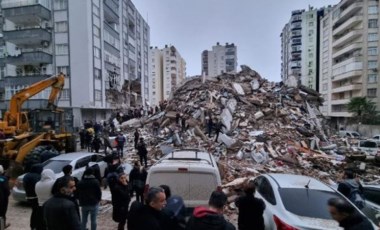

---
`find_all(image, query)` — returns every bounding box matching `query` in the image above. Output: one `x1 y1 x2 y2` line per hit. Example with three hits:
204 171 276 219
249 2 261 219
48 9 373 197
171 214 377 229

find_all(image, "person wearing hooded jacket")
338 170 365 209
35 169 56 230
111 173 131 230
186 191 235 230
23 163 43 230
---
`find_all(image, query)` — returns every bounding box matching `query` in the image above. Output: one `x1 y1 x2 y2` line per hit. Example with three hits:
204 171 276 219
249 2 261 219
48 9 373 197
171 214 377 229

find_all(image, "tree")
347 97 377 123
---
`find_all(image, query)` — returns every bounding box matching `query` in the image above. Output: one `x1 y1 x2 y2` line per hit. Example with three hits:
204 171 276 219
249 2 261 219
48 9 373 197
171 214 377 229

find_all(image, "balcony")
333 1 363 26
3 28 51 46
104 0 119 24
2 0 51 25
331 84 362 93
333 15 363 36
332 69 362 82
330 111 353 117
330 98 351 105
0 74 49 88
332 30 362 48
332 43 362 59
5 51 52 65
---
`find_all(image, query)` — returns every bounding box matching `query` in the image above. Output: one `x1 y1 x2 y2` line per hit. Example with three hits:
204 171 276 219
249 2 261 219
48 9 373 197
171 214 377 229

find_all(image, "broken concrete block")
227 99 237 114
217 133 236 147
254 111 264 120
262 108 273 115
165 111 177 118
250 79 260 90
221 108 233 131
232 83 245 95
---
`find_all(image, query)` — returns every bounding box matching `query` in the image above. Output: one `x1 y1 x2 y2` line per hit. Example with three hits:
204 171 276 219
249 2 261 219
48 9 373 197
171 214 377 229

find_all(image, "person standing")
115 133 126 158
0 165 10 229
79 127 86 149
214 120 226 142
153 121 160 136
35 169 56 230
187 191 235 230
43 176 81 230
87 154 102 184
137 138 148 167
128 187 167 230
338 170 365 209
327 198 374 230
129 161 147 203
134 129 140 149
235 181 265 230
92 135 102 153
111 173 131 230
23 164 43 230
77 168 102 230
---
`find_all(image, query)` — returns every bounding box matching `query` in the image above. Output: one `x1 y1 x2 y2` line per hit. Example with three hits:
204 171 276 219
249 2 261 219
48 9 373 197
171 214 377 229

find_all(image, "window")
368 5 378 14
363 188 380 206
42 160 71 173
56 44 68 55
75 156 91 169
61 89 70 100
368 33 378 41
309 21 314 26
94 68 101 79
55 21 67 32
57 66 70 76
368 61 378 69
255 177 276 205
93 25 100 37
368 74 378 83
0 67 5 79
93 47 101 58
369 19 378 28
368 47 378 56
95 90 102 101
368 88 377 98
53 0 67 10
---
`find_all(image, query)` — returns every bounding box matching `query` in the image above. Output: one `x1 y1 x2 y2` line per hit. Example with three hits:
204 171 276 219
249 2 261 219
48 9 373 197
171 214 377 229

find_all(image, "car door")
362 186 380 224
254 176 277 230
94 154 107 177
73 156 91 180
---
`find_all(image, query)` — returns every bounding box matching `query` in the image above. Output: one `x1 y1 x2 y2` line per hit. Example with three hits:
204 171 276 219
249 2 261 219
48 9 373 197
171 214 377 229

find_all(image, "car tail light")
273 215 299 230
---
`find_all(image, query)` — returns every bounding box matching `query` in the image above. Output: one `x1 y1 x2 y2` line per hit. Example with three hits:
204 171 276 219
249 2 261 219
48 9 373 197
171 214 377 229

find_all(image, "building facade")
281 6 331 90
149 45 186 106
320 0 380 123
0 0 150 127
202 42 237 77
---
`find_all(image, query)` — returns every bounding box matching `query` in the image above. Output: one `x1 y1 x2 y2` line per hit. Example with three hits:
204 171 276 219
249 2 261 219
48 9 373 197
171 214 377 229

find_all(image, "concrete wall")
345 124 380 137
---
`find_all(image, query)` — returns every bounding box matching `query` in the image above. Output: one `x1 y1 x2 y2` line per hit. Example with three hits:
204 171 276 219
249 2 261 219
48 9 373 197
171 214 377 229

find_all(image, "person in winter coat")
79 127 86 149
104 155 124 191
128 187 167 230
235 181 265 230
111 173 131 230
77 168 102 230
187 191 235 230
134 129 140 149
86 154 102 184
23 163 43 230
35 169 56 230
159 185 187 230
338 170 365 209
328 198 374 230
91 135 102 153
0 165 10 229
214 121 226 142
43 176 81 230
129 161 147 203
115 133 126 157
137 138 148 167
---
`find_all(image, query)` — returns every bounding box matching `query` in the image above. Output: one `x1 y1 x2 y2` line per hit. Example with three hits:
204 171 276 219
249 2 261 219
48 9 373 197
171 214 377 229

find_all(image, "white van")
145 149 222 208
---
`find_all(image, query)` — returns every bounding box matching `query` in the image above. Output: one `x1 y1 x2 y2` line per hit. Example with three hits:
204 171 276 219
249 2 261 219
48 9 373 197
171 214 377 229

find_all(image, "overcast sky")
134 0 339 82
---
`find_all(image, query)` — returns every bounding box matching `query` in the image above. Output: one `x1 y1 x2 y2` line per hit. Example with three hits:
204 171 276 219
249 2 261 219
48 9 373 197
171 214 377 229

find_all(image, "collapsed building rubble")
113 65 379 213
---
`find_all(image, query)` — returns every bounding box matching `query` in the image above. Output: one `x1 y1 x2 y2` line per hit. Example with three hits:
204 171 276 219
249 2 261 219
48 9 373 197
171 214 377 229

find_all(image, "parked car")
338 130 361 138
253 174 374 230
356 140 380 156
369 135 380 146
12 152 107 202
362 184 380 224
145 149 222 208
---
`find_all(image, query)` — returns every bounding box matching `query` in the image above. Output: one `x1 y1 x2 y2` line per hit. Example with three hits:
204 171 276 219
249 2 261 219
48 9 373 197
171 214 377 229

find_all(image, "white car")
362 184 380 224
356 140 380 156
13 152 107 202
253 174 372 230
369 135 380 146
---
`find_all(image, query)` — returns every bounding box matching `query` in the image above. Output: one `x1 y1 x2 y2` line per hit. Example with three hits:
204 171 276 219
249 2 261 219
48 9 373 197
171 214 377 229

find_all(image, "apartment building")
149 45 186 106
202 42 237 77
320 0 379 123
281 7 331 91
0 0 150 127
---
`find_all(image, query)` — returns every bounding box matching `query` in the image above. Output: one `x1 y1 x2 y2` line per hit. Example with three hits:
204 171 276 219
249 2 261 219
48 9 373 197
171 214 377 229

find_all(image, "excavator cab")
28 109 63 133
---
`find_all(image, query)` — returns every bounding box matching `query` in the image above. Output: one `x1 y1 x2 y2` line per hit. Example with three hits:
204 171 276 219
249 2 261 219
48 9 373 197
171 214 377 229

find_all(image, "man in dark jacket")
187 191 235 230
115 133 126 157
235 181 265 230
338 170 365 209
129 161 147 203
77 168 102 230
128 187 167 230
214 121 226 142
87 154 102 184
327 198 374 230
137 138 148 167
134 129 140 149
23 163 43 230
0 165 10 229
43 176 81 230
111 173 131 230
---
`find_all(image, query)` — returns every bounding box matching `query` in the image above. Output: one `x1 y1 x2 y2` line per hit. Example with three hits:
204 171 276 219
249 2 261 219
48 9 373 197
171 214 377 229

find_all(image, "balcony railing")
1 0 50 9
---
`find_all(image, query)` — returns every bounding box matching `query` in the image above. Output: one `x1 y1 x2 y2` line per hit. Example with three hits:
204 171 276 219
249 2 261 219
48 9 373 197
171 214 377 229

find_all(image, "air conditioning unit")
41 41 49 47
45 21 53 29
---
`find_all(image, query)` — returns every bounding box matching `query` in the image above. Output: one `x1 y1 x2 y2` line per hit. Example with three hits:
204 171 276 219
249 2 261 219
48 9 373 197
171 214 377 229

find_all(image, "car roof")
49 152 95 161
156 149 215 166
266 174 333 191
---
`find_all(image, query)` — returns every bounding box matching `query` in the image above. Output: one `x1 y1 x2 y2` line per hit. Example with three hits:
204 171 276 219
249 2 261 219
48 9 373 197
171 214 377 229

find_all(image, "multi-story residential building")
149 45 186 106
201 42 237 77
0 0 150 127
320 0 379 124
281 6 331 90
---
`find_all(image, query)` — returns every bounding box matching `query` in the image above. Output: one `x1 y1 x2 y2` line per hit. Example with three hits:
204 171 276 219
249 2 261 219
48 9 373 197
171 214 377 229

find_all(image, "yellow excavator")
0 73 76 175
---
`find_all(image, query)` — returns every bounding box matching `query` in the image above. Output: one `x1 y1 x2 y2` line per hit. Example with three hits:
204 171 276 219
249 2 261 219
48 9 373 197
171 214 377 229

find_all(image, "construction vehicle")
0 73 76 175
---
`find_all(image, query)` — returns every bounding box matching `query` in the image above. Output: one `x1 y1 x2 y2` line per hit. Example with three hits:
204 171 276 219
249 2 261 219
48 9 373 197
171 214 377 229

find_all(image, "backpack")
345 182 366 209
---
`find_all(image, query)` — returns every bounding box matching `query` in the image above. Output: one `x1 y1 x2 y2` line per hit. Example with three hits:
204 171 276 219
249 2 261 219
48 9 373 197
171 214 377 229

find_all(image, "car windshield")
43 160 71 174
279 188 348 219
352 133 360 137
359 141 377 148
